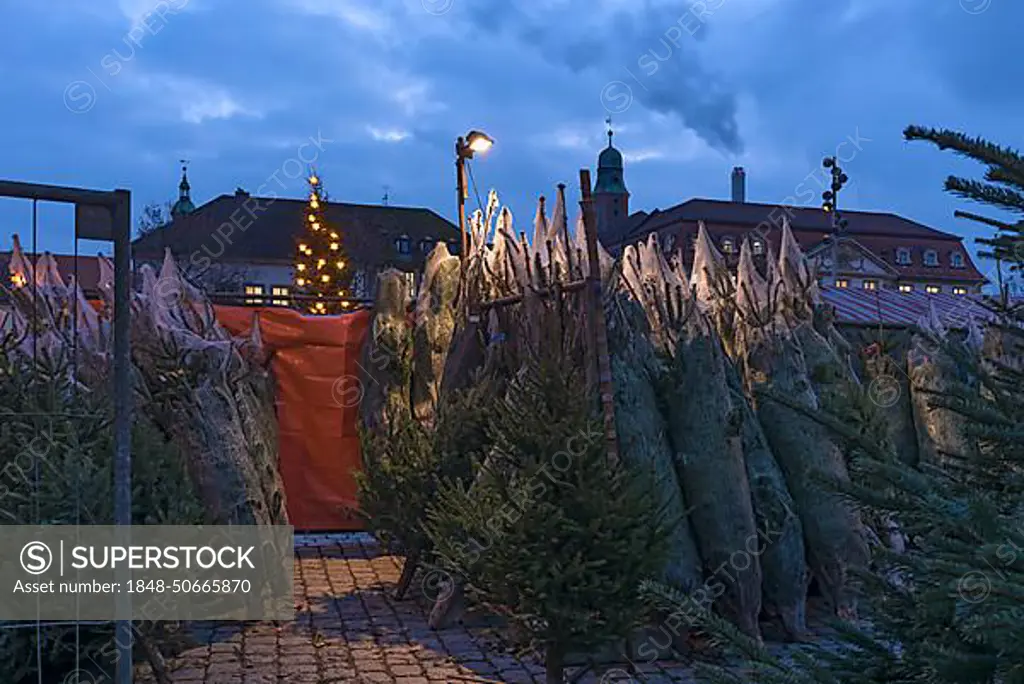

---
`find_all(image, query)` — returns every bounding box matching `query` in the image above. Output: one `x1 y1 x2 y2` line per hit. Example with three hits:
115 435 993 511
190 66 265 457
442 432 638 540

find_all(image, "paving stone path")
135 534 700 683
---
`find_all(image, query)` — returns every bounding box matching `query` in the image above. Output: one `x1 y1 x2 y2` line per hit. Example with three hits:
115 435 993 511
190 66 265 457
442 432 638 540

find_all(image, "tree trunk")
545 645 565 684
428 580 465 629
394 551 419 600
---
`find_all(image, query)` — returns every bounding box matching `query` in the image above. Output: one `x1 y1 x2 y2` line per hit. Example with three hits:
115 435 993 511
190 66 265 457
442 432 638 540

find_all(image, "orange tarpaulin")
216 305 371 531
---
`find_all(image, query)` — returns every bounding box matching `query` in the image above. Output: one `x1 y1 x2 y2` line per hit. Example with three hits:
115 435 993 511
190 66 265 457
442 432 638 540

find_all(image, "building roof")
133 192 460 271
820 285 997 327
627 198 961 240
0 251 105 295
615 198 985 284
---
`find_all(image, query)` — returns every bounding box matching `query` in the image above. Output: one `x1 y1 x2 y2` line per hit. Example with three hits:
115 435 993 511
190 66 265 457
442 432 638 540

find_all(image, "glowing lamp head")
321 274 330 283
330 242 339 250
466 130 494 154
309 175 319 185
296 278 306 286
299 243 308 252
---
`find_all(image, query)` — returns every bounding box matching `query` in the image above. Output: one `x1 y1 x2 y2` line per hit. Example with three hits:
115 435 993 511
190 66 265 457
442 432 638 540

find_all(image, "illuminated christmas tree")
293 171 350 314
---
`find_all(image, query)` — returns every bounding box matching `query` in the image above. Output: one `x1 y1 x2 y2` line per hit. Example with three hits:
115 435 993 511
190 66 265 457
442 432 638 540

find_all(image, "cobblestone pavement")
136 535 700 683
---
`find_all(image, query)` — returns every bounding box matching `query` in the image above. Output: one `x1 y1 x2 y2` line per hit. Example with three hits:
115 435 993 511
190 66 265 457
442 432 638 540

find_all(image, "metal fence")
0 180 133 684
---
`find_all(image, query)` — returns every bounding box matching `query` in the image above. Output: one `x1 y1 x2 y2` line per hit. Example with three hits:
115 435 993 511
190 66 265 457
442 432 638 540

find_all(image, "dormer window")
420 239 434 253
396 236 411 255
752 238 765 256
896 248 911 265
950 252 964 268
721 237 736 254
663 234 676 254
448 239 459 255
924 249 938 267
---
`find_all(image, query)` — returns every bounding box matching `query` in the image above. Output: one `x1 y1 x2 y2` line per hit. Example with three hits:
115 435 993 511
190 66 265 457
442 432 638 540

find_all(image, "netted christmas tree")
652 125 1024 684
293 171 351 314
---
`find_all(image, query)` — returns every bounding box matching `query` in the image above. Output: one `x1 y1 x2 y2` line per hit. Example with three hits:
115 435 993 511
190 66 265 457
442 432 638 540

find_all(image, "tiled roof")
133 193 460 271
821 285 995 327
627 199 957 239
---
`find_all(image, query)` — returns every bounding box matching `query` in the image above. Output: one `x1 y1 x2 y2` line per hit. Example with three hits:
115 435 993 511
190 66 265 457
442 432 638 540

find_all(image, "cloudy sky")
0 0 1018 279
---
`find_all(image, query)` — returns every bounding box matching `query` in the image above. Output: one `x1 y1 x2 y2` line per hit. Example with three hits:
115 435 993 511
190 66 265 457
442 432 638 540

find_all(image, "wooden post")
578 169 619 467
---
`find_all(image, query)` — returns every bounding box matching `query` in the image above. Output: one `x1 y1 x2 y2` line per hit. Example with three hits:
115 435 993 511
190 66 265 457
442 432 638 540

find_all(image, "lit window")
396 236 411 254
721 237 735 254
862 280 877 290
835 279 849 289
271 286 289 306
926 285 941 294
951 252 964 268
952 286 968 295
896 248 911 265
899 284 914 293
752 239 765 256
924 250 938 266
244 284 265 305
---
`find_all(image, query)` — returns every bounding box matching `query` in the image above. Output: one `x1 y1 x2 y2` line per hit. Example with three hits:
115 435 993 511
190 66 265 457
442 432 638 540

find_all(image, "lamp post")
455 130 494 260
821 156 849 286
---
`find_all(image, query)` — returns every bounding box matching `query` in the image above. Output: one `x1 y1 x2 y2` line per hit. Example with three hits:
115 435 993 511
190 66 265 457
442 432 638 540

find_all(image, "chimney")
235 187 249 198
731 167 746 203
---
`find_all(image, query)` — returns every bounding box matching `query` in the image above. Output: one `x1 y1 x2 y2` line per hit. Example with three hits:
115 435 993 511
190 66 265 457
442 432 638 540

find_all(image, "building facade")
595 141 986 295
132 170 460 304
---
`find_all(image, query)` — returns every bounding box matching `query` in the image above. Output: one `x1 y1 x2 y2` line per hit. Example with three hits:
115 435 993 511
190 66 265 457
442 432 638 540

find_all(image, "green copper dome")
598 144 623 169
594 130 627 195
171 196 195 217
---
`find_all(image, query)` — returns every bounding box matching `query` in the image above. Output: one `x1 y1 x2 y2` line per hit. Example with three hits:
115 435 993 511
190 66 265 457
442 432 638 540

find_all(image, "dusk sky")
0 0 1019 282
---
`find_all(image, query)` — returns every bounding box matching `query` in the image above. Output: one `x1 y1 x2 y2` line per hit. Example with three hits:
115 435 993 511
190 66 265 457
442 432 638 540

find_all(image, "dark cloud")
461 0 743 153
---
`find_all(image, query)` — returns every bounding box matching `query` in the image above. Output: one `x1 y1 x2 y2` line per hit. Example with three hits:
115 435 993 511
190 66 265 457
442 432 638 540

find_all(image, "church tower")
170 161 196 218
593 119 629 245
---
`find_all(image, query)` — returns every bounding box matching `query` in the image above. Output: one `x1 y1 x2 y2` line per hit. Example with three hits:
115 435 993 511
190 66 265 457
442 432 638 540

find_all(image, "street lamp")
822 156 849 286
455 130 494 258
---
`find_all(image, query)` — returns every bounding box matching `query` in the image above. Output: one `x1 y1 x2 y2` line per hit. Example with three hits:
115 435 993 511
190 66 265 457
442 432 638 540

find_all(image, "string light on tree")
293 170 351 314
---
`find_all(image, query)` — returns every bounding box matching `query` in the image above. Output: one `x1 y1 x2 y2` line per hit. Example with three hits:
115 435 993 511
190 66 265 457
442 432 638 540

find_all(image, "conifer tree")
648 127 1024 684
424 303 671 684
293 171 351 314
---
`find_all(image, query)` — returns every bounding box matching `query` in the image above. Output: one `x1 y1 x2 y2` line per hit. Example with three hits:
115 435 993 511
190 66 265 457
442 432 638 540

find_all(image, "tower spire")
171 159 196 218
605 115 614 147
178 159 190 198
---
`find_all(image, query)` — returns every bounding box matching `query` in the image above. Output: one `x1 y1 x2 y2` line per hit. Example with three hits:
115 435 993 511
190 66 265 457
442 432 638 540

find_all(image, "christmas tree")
653 126 1024 684
293 171 351 314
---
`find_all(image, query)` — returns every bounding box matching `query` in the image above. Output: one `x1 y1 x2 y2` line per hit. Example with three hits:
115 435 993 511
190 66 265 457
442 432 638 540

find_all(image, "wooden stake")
578 169 619 468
